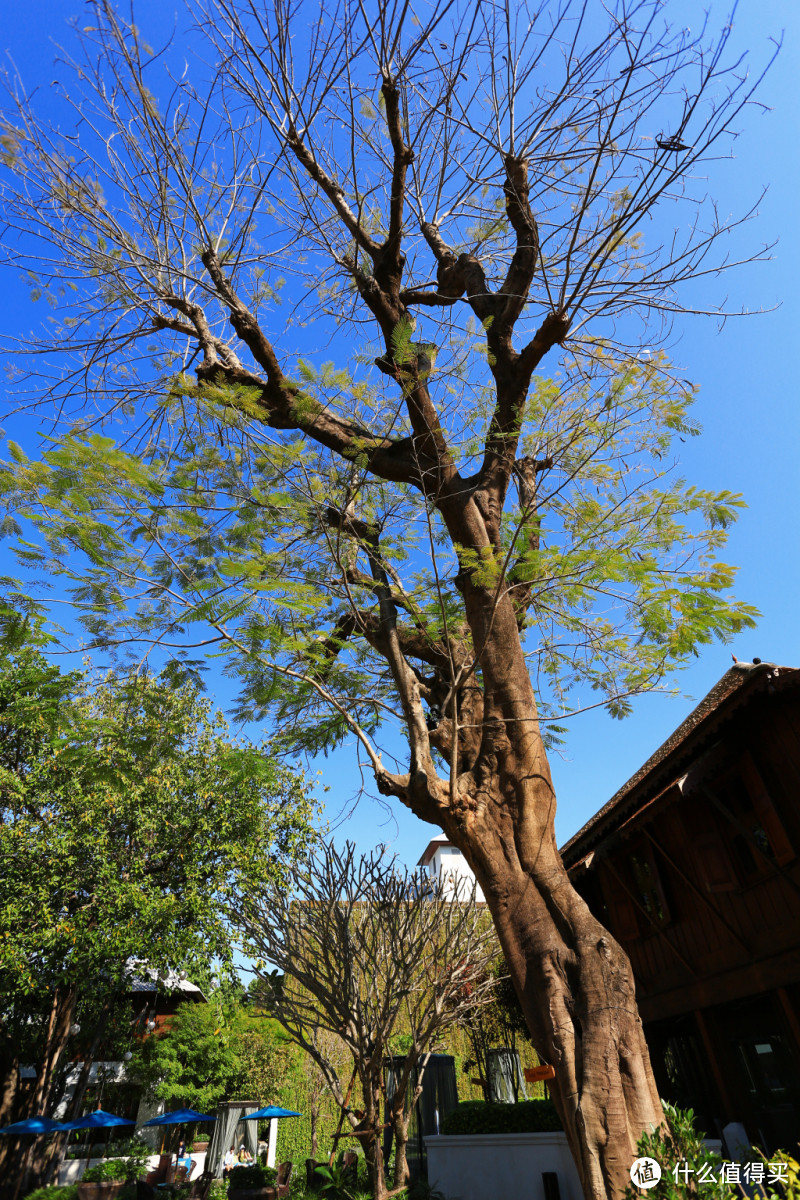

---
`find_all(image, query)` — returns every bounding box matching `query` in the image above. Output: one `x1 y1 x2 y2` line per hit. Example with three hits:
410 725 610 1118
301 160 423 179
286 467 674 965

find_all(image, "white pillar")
266 1118 277 1167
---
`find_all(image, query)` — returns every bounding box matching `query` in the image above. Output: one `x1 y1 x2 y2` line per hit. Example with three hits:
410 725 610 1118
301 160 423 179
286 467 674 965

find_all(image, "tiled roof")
124 958 204 996
560 660 797 865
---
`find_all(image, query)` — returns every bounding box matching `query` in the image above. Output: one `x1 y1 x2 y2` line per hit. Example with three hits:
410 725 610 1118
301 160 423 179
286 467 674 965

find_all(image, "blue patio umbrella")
0 1116 66 1135
142 1107 216 1127
236 1106 300 1174
60 1109 135 1130
238 1107 301 1121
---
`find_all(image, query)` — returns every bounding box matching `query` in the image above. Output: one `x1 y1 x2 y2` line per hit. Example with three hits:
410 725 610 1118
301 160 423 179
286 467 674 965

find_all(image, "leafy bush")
621 1103 800 1199
753 1150 800 1200
624 1116 723 1197
119 1137 153 1179
82 1160 129 1182
441 1099 562 1136
313 1154 359 1199
22 1188 79 1200
228 1163 273 1189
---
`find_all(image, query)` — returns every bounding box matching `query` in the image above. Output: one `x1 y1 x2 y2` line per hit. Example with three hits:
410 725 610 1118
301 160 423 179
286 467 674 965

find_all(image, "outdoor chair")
305 1159 324 1190
145 1154 173 1186
264 1160 293 1199
173 1165 189 1184
187 1171 214 1200
342 1152 358 1186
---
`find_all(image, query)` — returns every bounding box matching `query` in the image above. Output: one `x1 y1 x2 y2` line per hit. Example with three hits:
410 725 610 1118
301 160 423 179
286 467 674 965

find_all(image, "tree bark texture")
0 1050 20 1179
390 1105 410 1194
25 987 77 1184
430 584 662 1198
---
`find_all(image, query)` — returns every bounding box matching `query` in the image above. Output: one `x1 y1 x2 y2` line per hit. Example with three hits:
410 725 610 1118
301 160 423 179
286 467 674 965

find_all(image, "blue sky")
1 0 798 870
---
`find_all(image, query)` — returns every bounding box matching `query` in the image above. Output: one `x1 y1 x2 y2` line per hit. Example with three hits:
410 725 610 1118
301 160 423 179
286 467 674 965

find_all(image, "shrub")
754 1150 800 1200
23 1188 79 1200
228 1163 273 1189
620 1102 800 1200
440 1099 562 1136
118 1137 152 1179
622 1103 730 1199
82 1160 129 1182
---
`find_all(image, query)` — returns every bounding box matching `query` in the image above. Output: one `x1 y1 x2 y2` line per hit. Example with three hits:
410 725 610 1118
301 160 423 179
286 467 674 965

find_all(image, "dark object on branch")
656 134 693 152
426 704 442 731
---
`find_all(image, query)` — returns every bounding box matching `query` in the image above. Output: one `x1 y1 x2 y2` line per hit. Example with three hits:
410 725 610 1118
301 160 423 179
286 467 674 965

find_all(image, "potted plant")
77 1159 128 1200
227 1163 276 1199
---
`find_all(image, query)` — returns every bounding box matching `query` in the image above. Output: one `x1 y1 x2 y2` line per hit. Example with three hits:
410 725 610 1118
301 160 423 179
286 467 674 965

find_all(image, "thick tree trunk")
436 581 663 1200
441 769 662 1199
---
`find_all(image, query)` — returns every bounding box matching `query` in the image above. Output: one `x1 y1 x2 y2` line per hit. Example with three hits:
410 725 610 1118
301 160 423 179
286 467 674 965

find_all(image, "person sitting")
176 1139 194 1176
237 1143 254 1164
223 1146 238 1179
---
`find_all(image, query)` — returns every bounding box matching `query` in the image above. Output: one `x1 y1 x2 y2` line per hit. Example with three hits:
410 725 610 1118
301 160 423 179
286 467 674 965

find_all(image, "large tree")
0 2 771 1194
0 621 314 1181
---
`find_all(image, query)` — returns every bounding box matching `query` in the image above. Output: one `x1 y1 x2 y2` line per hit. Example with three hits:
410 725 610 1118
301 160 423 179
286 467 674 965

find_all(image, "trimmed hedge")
441 1099 562 1136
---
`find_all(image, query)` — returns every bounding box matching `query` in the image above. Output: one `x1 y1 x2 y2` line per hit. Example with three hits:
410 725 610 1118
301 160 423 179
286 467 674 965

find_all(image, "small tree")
0 624 314 1181
458 956 532 1102
231 842 498 1200
131 995 297 1117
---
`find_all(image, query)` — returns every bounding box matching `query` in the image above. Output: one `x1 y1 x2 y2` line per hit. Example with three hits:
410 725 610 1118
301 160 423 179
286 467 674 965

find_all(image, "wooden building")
561 660 800 1151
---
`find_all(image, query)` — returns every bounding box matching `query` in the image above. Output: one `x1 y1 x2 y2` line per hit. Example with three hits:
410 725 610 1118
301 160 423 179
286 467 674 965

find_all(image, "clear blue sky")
1 0 798 870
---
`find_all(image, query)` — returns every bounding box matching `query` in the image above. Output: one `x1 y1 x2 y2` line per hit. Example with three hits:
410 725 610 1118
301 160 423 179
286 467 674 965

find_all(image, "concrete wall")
425 1132 582 1200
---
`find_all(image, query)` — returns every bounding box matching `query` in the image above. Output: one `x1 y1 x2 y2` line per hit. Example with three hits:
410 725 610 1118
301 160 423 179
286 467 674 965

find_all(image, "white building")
417 834 485 902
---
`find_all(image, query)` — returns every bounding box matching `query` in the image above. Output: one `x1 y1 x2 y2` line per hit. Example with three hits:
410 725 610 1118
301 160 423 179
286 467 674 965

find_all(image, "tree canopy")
0 626 315 1136
0 0 764 768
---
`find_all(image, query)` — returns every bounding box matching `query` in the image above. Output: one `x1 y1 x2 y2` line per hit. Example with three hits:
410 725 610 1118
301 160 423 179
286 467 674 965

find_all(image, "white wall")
425 1132 581 1200
429 847 485 902
58 1153 208 1185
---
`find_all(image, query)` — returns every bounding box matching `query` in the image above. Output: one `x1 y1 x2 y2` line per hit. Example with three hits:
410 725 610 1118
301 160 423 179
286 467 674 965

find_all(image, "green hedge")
441 1099 562 1136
